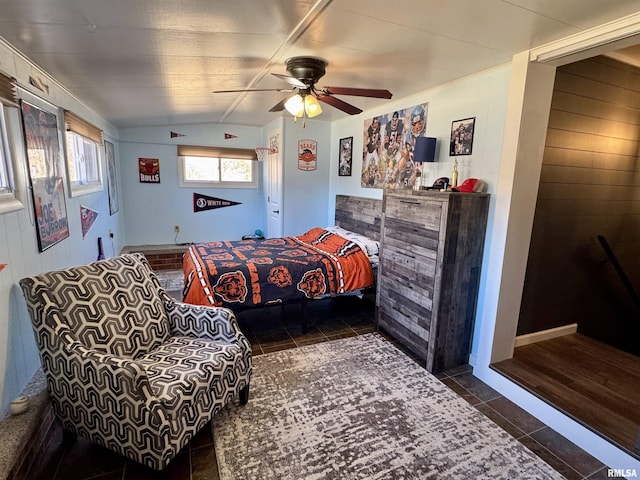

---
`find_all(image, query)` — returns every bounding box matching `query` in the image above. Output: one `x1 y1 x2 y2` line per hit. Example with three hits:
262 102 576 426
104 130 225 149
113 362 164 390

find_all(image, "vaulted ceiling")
1 0 639 128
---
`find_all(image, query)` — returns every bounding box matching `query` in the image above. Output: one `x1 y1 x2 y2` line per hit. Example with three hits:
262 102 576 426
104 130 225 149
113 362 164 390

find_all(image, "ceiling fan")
213 56 392 121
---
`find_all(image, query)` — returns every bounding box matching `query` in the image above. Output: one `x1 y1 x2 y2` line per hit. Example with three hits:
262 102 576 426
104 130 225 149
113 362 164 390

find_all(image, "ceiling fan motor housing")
285 56 327 84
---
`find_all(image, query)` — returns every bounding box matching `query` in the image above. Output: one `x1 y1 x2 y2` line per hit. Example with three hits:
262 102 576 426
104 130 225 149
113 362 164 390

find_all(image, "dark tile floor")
31 294 613 480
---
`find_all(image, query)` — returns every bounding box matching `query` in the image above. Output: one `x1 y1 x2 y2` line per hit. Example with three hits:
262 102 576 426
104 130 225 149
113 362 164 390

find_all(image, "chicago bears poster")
21 100 70 251
298 139 317 171
361 103 428 189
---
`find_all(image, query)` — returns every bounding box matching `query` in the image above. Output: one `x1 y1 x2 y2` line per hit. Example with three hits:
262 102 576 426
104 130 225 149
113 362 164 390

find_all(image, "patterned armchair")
19 253 252 471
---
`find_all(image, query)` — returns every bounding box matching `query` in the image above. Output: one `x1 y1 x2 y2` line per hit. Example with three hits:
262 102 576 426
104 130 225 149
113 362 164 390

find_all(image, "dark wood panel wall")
518 56 640 345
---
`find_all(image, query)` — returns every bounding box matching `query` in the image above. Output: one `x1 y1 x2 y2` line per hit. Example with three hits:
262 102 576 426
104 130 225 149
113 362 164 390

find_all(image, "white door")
267 131 283 238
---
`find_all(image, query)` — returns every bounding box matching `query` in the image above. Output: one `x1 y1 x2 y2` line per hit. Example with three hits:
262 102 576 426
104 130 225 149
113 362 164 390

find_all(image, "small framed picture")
449 117 475 156
104 140 119 215
338 136 353 176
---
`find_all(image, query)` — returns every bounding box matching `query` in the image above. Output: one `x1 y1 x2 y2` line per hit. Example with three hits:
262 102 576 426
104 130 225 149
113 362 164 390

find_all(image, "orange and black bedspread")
182 227 375 308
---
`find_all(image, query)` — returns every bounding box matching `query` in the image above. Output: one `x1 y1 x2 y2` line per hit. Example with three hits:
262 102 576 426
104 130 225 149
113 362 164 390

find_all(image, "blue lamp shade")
413 136 437 163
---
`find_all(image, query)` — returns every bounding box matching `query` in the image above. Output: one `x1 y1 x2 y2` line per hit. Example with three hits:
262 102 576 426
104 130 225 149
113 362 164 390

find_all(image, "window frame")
0 102 26 214
0 106 13 192
63 110 104 197
177 145 258 189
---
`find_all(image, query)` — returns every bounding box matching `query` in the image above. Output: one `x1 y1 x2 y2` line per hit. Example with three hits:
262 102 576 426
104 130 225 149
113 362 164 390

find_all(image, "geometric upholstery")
36 254 171 358
136 337 246 416
19 253 252 470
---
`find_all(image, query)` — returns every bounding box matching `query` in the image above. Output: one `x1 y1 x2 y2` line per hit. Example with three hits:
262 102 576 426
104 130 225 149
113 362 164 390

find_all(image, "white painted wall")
0 40 123 415
119 124 266 245
281 118 332 236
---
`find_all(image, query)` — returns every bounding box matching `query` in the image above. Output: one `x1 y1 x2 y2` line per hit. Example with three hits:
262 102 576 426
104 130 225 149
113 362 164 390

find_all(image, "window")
177 145 258 189
0 73 23 214
65 131 101 192
64 110 103 196
0 108 12 194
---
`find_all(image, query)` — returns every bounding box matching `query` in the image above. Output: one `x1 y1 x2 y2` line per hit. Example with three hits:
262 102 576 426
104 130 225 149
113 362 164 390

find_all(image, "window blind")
0 72 18 107
177 144 257 160
64 110 104 145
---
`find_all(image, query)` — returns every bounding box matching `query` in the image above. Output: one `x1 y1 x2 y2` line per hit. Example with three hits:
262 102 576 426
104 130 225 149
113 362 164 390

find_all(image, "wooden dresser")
375 190 489 373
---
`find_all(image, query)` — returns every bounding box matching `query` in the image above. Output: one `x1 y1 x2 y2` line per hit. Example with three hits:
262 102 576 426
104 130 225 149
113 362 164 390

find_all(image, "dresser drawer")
378 272 433 313
385 194 443 231
382 223 439 260
380 243 437 283
377 290 431 360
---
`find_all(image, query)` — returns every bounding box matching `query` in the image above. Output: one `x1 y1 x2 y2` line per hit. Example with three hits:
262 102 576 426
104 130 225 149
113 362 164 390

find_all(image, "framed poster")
361 103 428 189
338 137 353 176
105 140 119 214
449 117 476 156
21 100 70 251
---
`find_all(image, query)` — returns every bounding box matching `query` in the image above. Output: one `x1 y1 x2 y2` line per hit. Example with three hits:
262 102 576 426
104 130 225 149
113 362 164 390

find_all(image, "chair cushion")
42 254 170 358
136 336 244 413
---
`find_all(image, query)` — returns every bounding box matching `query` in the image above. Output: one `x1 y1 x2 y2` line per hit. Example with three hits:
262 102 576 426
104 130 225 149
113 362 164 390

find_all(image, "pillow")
325 226 380 259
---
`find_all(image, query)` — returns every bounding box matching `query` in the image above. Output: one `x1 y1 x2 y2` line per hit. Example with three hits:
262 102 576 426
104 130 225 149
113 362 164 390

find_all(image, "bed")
182 195 382 313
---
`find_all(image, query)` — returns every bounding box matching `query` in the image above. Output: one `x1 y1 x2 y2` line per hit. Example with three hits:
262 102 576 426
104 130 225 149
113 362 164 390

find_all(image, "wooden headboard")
335 195 382 241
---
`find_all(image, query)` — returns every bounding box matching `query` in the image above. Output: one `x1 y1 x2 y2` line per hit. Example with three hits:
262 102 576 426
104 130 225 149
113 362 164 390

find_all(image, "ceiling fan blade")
213 87 293 93
317 94 362 115
271 73 307 88
269 97 288 112
321 86 392 99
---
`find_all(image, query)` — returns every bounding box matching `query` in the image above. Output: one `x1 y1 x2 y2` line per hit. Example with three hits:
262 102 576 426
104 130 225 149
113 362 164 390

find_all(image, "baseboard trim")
468 353 477 368
514 323 578 348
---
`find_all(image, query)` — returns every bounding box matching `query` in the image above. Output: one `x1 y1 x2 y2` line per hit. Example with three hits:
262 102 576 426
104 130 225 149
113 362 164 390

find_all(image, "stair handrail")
597 234 640 310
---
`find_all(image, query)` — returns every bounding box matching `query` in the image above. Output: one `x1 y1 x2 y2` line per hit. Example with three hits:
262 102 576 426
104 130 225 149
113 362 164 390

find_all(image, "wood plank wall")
518 56 640 347
335 195 382 241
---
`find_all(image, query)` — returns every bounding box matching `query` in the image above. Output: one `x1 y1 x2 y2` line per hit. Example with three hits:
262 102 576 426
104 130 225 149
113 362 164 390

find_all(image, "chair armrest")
59 335 165 417
165 301 247 345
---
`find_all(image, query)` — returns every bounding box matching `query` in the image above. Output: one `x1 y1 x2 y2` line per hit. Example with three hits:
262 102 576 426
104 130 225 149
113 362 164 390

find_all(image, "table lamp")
413 136 437 188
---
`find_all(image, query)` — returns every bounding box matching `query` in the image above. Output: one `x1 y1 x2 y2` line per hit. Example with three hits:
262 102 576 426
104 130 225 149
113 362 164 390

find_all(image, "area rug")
212 333 563 479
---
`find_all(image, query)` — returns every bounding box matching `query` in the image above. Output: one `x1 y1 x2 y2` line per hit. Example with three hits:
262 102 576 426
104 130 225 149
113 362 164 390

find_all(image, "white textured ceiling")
0 0 639 127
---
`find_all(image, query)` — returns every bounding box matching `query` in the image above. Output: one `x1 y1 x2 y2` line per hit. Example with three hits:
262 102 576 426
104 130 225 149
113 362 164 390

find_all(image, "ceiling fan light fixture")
284 94 304 117
214 56 393 120
304 95 322 117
